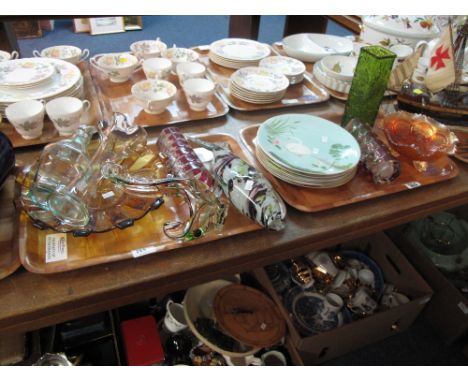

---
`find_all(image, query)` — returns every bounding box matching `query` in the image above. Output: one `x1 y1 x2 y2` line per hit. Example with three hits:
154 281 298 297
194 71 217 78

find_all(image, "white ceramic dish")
131 79 177 114
282 33 353 63
34 45 89 65
130 39 167 59
320 55 357 82
91 53 141 83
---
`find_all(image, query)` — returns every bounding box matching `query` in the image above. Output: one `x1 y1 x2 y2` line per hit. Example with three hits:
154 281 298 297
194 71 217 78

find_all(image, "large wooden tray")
0 62 101 149
90 62 229 129
0 176 21 280
194 46 330 112
240 124 460 213
17 133 262 274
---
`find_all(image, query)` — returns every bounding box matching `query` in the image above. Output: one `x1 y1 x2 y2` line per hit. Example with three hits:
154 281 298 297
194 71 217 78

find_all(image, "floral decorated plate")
0 58 55 87
259 56 306 77
231 67 289 94
210 38 270 61
257 114 360 176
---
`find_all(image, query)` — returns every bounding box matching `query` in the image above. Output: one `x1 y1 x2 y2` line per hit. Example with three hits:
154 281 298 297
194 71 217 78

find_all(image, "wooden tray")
0 176 21 280
450 127 468 164
194 46 329 112
17 133 262 274
0 62 101 149
240 124 460 213
90 63 229 129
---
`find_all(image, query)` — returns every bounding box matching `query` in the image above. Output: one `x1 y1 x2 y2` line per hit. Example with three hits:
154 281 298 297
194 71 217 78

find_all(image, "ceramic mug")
142 57 172 81
347 287 378 316
182 78 215 112
5 99 45 139
261 350 287 366
163 299 188 333
46 97 90 136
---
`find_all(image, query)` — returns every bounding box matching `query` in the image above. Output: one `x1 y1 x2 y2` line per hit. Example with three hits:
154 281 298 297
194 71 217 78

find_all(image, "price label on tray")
404 182 422 189
45 233 68 263
132 246 158 258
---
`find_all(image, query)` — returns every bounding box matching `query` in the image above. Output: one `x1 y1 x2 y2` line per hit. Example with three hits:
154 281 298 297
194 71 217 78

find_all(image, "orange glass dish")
382 111 458 176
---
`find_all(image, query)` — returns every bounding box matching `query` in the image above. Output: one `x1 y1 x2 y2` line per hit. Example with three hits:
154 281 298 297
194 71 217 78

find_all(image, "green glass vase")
342 46 396 127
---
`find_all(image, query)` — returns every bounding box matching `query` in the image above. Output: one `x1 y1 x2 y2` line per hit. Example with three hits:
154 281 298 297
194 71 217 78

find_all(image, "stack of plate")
259 56 306 85
209 38 271 69
0 58 83 116
229 66 289 104
255 114 361 188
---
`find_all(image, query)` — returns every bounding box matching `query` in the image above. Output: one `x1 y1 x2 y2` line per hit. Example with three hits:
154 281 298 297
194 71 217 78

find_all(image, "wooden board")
90 63 229 129
240 124 460 213
17 133 262 274
450 127 468 164
0 62 101 149
194 47 330 112
0 176 21 280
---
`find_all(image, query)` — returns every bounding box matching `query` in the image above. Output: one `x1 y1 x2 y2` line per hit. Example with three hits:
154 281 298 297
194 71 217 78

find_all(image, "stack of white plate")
0 58 83 116
209 38 271 69
259 56 306 85
256 114 361 188
229 66 289 104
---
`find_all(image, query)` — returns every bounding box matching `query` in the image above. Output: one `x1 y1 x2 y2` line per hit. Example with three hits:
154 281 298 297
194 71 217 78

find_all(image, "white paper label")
404 181 421 189
281 99 299 104
244 180 254 191
132 246 158 258
45 233 68 263
457 301 468 315
197 45 210 51
102 191 115 199
194 147 214 163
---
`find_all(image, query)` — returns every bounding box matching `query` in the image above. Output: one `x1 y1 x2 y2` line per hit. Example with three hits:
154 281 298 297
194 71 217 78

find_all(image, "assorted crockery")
162 46 200 71
282 33 353 62
0 50 19 62
5 99 45 139
33 45 90 65
229 66 289 104
209 38 271 69
182 78 215 111
360 15 441 48
0 58 83 117
131 79 177 114
45 96 91 136
142 57 172 80
130 38 167 59
256 114 360 188
90 52 141 83
259 55 306 84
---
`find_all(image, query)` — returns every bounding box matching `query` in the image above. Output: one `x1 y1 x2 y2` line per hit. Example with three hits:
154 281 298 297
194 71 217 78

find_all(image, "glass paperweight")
342 46 396 127
382 111 458 176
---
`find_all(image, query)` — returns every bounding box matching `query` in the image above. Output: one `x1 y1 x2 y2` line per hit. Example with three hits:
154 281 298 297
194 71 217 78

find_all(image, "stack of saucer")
229 66 289 104
0 58 83 116
256 114 361 188
259 56 306 85
209 38 271 69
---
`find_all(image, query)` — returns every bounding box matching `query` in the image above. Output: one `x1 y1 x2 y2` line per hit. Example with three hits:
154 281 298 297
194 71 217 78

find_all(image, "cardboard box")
387 207 468 344
254 232 433 365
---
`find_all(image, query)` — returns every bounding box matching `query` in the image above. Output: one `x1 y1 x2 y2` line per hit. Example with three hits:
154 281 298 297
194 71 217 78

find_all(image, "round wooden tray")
213 284 286 348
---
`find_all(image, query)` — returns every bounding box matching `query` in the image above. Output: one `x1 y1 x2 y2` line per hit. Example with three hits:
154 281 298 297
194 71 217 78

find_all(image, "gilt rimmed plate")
0 58 55 87
257 114 360 176
210 38 270 61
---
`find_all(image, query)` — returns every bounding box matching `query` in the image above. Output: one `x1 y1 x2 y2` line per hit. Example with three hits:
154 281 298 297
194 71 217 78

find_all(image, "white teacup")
330 269 356 297
176 62 206 84
34 45 90 65
5 99 45 139
90 52 141 83
130 39 167 60
142 57 172 81
305 251 339 278
163 299 188 334
162 46 200 72
131 79 177 115
260 350 287 366
0 50 19 62
358 269 375 288
46 97 90 136
224 355 262 366
347 287 378 316
183 78 215 112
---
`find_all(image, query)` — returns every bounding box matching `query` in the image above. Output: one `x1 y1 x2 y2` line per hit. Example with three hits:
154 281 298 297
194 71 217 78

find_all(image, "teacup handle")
10 51 19 59
82 99 91 112
132 58 144 75
90 55 105 74
32 50 42 58
165 299 174 311
80 49 90 62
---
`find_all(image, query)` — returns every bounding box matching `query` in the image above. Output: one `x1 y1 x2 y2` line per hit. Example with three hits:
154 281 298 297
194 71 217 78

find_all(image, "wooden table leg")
228 16 261 40
283 15 328 36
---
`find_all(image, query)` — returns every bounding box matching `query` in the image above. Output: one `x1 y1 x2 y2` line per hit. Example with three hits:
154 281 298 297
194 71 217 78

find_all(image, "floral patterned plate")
210 38 270 61
0 58 55 87
231 66 289 94
259 56 306 77
257 114 360 176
